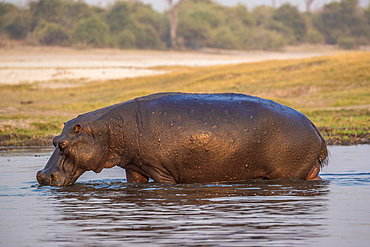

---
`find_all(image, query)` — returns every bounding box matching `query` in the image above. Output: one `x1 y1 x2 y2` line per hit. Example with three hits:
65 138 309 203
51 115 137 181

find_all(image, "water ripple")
19 179 328 246
1 145 369 246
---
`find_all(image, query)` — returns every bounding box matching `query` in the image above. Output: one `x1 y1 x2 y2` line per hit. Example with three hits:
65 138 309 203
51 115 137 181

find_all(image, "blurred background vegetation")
1 0 369 50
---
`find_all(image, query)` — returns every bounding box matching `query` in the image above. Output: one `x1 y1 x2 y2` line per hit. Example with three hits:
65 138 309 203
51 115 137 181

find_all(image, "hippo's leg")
305 163 322 181
126 169 149 183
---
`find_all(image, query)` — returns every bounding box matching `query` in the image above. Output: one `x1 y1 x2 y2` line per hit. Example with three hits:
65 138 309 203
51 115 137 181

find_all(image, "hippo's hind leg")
305 163 322 181
126 169 149 183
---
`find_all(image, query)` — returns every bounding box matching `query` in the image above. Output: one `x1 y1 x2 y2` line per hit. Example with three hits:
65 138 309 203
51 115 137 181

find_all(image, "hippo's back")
135 93 307 135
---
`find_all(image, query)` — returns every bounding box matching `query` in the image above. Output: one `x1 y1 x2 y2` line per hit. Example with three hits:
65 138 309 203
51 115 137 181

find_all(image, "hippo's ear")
72 124 82 133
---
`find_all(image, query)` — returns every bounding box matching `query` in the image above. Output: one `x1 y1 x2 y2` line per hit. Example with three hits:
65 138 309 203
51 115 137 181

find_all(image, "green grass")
0 51 369 145
301 109 369 144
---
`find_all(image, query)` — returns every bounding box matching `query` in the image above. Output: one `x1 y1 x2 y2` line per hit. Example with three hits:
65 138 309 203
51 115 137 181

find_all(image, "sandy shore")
0 46 338 88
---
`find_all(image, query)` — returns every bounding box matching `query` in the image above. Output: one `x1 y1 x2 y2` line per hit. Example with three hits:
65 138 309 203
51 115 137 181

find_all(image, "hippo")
36 92 328 186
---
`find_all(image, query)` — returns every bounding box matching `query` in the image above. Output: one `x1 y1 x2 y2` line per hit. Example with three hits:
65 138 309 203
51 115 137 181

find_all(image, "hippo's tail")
318 135 329 168
304 121 329 181
312 122 329 169
304 125 329 181
308 119 329 169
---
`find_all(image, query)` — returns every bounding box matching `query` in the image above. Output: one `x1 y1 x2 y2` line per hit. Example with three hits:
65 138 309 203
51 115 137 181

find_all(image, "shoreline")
0 45 339 88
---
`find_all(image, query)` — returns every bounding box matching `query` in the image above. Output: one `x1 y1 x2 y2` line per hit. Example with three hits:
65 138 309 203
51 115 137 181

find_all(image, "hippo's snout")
36 169 65 186
36 147 69 186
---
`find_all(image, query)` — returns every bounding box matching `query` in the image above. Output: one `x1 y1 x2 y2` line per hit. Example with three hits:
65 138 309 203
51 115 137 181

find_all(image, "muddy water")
0 145 369 246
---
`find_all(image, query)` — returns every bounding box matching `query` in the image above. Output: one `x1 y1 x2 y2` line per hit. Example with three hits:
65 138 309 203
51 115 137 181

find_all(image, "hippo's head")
37 119 109 186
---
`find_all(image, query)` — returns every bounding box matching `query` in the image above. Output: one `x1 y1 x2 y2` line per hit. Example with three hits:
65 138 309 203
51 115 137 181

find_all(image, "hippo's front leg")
125 169 149 183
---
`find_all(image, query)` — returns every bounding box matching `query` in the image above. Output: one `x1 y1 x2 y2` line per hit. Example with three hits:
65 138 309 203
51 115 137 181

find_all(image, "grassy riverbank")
0 51 369 146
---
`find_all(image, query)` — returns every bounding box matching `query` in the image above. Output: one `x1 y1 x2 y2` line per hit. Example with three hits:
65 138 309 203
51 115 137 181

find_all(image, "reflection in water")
6 145 370 246
48 180 329 246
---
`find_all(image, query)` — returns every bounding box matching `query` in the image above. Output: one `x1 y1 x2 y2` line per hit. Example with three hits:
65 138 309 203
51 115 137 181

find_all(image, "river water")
0 145 369 246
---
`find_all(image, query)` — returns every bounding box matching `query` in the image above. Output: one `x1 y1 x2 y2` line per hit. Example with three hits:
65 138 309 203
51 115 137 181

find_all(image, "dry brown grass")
0 50 369 145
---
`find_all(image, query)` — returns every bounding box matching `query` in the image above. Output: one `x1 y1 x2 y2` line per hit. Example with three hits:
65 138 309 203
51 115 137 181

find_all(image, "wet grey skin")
37 92 328 186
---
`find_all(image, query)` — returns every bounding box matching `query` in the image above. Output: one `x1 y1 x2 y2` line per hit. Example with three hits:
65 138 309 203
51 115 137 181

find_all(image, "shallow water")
0 145 369 246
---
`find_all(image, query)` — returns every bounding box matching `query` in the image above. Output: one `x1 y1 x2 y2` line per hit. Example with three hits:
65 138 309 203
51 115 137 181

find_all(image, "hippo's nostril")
36 170 46 185
37 171 44 179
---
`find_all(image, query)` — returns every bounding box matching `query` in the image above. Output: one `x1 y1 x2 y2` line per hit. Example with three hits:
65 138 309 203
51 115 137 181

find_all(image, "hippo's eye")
72 124 81 133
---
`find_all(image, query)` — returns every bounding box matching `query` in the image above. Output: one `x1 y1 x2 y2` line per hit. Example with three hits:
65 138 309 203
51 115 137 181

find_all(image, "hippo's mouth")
36 149 84 186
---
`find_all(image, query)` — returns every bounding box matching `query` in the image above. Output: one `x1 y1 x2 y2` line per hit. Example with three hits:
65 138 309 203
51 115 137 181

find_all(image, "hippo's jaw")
36 148 85 186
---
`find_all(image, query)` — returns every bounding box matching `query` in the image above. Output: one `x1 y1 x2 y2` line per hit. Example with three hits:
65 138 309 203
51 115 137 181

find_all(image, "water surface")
1 145 369 246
